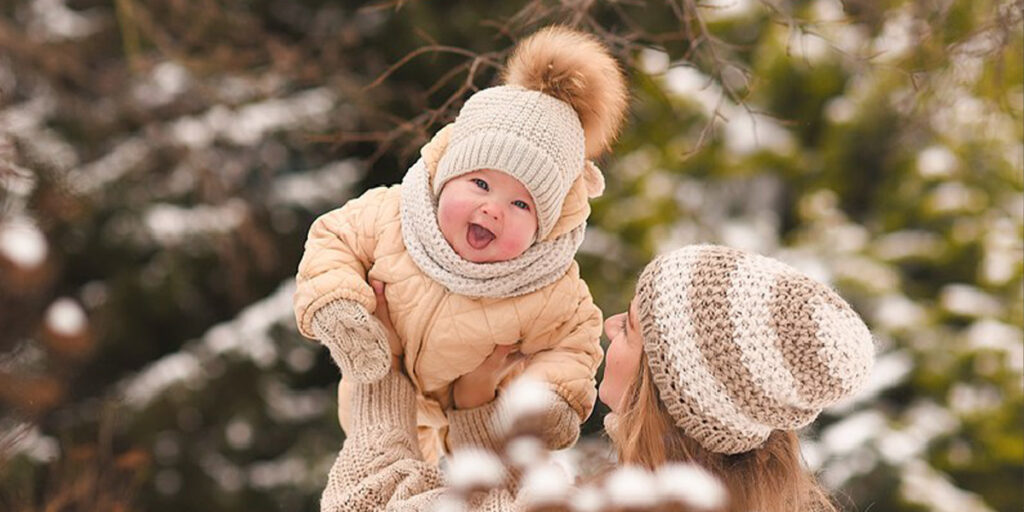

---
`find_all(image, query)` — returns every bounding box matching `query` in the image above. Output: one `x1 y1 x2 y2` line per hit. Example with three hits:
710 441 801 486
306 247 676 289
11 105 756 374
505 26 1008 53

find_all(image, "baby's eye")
512 200 530 211
472 178 489 191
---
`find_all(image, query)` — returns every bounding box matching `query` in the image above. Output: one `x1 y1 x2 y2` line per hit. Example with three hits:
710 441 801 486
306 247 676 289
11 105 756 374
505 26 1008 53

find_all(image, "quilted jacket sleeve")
294 186 393 340
516 270 604 449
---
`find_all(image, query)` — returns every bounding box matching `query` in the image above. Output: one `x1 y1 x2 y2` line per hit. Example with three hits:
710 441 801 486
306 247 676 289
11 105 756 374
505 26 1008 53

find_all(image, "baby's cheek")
505 228 534 257
437 212 454 235
437 201 464 232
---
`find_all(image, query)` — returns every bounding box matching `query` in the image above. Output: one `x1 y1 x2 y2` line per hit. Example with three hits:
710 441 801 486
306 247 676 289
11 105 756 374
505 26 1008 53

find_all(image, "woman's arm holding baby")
320 283 519 512
320 367 445 511
322 370 522 512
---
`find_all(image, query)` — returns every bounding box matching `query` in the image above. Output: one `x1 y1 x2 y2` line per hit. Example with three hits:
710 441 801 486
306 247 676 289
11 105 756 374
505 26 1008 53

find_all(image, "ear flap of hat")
583 160 605 198
544 169 592 240
420 124 454 184
543 161 605 240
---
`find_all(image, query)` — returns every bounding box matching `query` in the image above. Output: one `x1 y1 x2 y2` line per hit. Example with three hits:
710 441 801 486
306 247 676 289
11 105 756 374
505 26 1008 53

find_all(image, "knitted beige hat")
635 245 875 455
433 26 628 240
434 85 583 240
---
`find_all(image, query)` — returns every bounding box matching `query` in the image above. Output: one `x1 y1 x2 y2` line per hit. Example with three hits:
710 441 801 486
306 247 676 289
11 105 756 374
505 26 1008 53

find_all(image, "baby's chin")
455 244 507 263
463 252 498 263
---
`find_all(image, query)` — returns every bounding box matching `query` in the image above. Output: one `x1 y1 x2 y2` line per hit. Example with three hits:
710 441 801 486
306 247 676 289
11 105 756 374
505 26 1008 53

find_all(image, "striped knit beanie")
635 245 875 455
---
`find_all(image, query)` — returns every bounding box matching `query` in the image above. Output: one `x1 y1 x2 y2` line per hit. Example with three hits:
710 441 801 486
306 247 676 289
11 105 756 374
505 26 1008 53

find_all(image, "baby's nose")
481 203 501 220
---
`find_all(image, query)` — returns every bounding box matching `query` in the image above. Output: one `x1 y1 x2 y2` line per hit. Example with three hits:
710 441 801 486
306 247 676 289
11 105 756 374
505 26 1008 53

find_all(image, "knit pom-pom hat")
635 245 875 455
433 26 628 240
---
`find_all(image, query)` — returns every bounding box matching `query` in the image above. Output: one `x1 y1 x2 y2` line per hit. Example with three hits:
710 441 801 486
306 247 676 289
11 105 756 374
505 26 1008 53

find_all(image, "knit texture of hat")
433 85 585 240
635 245 875 455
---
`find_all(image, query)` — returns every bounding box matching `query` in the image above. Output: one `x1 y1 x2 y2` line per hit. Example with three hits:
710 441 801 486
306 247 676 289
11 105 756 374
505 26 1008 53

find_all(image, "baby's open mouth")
466 223 495 250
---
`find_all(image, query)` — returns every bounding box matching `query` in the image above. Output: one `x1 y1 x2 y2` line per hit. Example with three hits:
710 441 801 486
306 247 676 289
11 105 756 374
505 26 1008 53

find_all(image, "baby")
293 26 628 462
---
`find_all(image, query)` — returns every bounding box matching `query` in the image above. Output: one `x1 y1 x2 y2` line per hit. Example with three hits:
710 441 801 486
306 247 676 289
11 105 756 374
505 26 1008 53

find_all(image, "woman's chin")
597 385 615 412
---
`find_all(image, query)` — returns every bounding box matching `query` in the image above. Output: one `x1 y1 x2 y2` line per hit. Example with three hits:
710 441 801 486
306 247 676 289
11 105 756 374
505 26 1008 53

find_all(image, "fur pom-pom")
504 26 629 159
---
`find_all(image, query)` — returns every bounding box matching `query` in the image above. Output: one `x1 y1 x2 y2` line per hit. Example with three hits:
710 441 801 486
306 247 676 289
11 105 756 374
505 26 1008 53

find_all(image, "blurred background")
0 0 1021 510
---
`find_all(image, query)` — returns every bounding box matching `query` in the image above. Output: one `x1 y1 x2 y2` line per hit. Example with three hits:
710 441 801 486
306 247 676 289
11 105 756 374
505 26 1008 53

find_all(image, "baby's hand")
453 344 525 410
370 279 402 368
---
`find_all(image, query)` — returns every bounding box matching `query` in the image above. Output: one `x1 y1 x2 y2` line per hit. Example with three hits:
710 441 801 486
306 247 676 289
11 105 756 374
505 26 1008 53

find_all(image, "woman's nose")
603 313 621 336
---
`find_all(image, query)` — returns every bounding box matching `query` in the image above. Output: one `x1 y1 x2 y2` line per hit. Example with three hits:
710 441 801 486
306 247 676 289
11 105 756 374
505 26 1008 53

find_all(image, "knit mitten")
311 299 391 383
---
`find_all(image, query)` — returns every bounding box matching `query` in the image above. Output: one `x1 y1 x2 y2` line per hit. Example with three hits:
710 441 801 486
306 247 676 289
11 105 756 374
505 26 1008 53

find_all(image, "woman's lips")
466 223 495 250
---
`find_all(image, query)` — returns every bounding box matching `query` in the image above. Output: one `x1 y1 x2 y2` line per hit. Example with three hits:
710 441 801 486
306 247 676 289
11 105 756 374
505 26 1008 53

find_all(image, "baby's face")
437 169 538 263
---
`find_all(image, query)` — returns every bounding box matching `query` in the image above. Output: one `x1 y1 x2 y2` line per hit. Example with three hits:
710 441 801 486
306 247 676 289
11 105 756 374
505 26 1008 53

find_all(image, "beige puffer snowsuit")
293 127 603 461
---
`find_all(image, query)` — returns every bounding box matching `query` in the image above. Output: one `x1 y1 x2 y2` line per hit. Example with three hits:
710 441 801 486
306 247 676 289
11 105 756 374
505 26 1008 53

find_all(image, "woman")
319 244 875 511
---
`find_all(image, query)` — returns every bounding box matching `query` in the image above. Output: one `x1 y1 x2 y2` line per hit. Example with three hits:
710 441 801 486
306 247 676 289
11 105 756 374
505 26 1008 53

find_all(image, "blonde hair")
612 353 839 512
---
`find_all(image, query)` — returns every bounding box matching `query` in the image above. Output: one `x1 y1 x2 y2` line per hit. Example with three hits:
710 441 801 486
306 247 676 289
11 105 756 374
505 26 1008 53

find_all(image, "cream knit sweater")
321 369 532 511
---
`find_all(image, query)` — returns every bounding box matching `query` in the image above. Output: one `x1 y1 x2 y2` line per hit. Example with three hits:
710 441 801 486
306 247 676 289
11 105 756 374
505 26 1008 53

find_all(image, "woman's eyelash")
620 316 628 333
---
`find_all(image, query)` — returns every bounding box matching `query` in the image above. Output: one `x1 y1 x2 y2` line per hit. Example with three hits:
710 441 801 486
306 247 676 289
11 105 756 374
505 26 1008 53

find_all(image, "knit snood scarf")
399 157 585 299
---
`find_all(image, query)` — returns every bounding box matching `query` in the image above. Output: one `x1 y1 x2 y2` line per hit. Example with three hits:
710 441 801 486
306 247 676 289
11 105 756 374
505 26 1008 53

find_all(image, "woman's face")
598 298 645 412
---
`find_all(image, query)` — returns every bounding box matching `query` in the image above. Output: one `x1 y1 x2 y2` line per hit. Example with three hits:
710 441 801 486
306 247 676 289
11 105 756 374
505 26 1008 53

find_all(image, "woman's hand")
370 280 402 369
452 344 525 410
